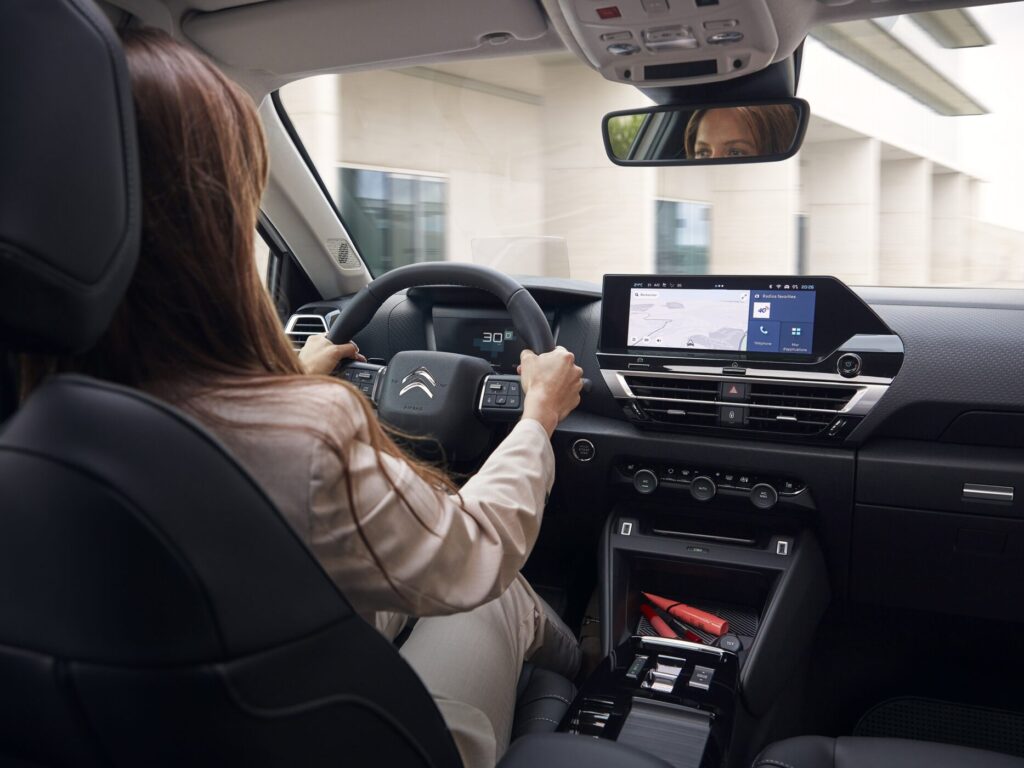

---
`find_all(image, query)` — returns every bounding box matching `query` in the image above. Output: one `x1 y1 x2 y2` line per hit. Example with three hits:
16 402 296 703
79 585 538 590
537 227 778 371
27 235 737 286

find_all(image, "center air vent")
624 374 719 427
746 382 858 435
620 373 864 436
284 314 328 351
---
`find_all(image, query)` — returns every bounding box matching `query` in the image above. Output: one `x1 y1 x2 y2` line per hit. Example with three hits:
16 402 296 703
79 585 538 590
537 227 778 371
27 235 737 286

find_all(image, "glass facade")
655 200 711 274
337 167 447 275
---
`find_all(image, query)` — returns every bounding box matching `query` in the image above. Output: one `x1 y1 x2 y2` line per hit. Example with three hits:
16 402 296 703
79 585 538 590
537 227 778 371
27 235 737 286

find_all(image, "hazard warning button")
720 381 748 401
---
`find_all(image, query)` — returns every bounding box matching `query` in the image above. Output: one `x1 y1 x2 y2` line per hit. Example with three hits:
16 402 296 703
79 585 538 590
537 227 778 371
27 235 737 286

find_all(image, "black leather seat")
0 1 570 765
754 736 1024 768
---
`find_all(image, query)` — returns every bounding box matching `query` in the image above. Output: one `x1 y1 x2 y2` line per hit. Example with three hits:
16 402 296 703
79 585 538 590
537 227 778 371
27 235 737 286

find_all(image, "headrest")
0 0 140 354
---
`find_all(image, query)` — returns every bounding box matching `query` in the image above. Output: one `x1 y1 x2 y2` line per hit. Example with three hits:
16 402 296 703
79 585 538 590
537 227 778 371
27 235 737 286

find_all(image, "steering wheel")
325 262 555 464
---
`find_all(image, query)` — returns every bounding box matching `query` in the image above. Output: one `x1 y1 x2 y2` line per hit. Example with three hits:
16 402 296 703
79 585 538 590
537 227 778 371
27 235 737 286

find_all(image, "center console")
555 506 829 767
545 275 855 767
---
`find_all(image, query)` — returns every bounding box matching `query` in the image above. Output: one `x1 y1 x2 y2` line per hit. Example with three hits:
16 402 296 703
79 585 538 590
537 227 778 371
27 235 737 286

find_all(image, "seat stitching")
516 716 562 726
517 693 573 708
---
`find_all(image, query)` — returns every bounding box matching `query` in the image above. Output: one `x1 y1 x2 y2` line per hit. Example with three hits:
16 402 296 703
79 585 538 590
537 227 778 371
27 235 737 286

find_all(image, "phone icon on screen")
759 325 769 335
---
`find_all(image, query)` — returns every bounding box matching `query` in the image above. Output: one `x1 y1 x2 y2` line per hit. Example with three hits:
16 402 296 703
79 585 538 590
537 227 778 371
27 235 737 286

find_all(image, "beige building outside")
279 4 1024 287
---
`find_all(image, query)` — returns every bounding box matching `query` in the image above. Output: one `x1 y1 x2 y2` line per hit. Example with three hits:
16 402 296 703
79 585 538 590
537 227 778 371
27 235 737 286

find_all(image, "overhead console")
598 275 904 443
544 0 781 87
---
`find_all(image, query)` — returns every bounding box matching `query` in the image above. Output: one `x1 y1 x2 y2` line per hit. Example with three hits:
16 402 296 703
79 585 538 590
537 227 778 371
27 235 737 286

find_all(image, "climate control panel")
617 459 808 511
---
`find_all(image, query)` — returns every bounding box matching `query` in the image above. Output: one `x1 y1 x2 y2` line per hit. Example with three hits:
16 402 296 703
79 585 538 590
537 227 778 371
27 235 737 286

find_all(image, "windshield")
278 3 1024 287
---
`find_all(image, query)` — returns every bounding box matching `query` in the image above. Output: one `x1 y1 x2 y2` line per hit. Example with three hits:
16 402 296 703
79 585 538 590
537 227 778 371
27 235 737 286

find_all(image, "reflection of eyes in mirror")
604 101 803 164
685 106 797 160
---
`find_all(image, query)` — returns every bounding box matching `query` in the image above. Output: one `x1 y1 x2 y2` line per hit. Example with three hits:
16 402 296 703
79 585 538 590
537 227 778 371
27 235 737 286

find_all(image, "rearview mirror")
603 99 809 166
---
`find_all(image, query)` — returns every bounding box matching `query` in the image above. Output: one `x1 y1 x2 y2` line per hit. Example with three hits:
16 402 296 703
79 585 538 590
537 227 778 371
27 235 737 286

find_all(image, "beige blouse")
187 379 555 622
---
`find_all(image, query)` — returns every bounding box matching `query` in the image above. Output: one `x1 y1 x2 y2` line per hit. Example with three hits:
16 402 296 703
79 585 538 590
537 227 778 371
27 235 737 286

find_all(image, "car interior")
4 1 1024 767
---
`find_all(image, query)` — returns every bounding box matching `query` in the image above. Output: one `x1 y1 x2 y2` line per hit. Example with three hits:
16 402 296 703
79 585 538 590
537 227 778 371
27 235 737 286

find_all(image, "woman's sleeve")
307 389 555 617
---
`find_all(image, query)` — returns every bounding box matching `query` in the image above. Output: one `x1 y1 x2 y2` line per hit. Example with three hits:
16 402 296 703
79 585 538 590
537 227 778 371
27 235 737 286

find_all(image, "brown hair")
21 28 456 590
684 105 798 159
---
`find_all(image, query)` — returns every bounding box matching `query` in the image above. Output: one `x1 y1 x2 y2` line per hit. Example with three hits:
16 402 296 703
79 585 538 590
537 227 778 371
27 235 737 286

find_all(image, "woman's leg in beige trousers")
399 575 581 768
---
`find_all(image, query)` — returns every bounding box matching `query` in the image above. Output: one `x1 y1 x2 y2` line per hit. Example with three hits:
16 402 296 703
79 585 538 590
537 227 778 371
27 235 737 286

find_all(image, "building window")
337 167 447 275
655 199 710 274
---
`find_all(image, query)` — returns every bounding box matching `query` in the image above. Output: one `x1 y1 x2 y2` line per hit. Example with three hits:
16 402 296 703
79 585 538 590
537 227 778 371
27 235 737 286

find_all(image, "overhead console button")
640 0 670 13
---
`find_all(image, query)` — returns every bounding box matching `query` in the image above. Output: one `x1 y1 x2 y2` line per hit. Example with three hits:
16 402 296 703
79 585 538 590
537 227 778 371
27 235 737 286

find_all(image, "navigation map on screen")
626 286 816 354
628 289 750 350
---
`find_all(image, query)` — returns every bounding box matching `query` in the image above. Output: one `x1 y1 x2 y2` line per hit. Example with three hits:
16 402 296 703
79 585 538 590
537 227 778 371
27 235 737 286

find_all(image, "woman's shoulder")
183 375 369 439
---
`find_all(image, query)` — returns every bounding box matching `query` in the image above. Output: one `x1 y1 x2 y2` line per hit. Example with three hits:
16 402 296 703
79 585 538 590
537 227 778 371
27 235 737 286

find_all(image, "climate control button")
633 469 658 495
690 475 717 502
750 483 779 510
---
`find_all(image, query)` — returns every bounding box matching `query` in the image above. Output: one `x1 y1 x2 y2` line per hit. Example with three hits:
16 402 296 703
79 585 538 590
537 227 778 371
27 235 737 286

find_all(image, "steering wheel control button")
479 375 526 420
690 475 717 502
719 405 747 426
633 469 658 495
837 352 863 378
750 483 779 510
571 438 596 463
718 634 742 652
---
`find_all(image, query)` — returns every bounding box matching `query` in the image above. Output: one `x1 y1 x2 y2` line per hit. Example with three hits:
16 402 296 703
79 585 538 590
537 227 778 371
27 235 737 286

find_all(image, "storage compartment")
853 504 1024 622
624 556 775 652
602 511 830 716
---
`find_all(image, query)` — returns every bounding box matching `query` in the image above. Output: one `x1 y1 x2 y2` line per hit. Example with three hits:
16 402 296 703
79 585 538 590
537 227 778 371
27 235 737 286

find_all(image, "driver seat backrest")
0 2 461 766
0 375 461 767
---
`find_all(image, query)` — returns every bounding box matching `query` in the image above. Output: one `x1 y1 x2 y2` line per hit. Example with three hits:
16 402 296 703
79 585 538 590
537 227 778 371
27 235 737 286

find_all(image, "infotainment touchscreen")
600 275 849 359
626 284 815 354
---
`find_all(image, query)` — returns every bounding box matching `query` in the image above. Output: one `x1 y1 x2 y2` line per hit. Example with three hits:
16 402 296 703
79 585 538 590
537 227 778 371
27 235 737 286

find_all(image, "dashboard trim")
602 369 890 420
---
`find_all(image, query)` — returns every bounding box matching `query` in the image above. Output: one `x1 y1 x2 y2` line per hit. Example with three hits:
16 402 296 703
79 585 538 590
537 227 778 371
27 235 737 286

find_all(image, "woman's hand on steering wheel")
299 334 365 376
519 347 584 437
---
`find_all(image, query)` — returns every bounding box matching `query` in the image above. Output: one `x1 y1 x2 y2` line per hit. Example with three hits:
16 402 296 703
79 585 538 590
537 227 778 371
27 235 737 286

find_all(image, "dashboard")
285 276 1024 621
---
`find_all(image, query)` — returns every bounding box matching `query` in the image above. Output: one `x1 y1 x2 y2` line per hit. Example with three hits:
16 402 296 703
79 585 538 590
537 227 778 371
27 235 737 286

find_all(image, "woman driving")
22 28 583 768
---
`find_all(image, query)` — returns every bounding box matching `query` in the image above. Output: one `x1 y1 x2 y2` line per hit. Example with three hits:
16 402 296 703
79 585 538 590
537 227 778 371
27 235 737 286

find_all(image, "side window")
254 229 272 287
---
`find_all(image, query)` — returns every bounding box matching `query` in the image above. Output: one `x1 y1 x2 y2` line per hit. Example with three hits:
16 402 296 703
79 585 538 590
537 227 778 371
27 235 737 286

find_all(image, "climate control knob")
690 475 717 502
750 483 779 510
633 469 658 495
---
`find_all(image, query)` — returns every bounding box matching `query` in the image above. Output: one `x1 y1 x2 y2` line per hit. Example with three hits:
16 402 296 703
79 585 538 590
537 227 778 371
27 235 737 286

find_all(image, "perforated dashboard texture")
851 302 1024 441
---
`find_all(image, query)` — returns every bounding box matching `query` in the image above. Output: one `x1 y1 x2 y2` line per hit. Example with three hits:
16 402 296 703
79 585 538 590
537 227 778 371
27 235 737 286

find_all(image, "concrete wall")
931 172 975 285
879 158 932 286
801 137 881 285
538 60 654 283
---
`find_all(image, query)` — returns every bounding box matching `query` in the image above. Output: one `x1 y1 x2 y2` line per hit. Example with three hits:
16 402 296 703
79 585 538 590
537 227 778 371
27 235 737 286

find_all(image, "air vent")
746 382 857 435
284 314 328 351
624 374 719 427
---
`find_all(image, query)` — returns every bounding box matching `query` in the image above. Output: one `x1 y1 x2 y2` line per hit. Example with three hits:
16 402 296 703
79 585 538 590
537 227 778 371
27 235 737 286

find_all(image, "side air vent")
746 382 858 435
284 314 328 351
624 375 720 427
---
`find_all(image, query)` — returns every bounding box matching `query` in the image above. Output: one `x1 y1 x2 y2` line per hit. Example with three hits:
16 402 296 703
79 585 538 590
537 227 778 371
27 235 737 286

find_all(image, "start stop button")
571 438 596 462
